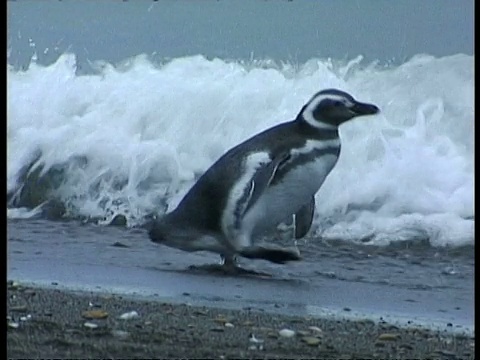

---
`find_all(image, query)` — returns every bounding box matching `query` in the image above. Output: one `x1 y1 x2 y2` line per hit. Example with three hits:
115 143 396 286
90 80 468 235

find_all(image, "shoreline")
7 282 475 359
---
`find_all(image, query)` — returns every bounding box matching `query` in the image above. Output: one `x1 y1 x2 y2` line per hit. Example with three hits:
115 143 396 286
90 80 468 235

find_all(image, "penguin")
149 88 379 274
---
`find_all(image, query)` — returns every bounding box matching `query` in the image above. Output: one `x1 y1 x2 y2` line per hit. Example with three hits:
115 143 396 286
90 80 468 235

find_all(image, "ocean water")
7 52 474 249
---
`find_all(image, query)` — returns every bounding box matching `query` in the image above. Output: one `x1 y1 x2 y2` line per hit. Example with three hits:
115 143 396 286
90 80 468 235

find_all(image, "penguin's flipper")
239 245 301 264
294 195 315 239
242 152 290 215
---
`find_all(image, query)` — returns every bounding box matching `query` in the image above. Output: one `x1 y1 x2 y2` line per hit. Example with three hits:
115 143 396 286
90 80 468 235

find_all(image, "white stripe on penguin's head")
301 92 355 129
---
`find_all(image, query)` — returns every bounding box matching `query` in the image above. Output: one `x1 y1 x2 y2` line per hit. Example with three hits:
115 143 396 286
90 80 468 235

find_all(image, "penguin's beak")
351 101 380 116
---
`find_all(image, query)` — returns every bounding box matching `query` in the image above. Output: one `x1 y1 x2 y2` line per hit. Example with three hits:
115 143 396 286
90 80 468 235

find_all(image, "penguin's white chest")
222 138 341 239
245 152 338 235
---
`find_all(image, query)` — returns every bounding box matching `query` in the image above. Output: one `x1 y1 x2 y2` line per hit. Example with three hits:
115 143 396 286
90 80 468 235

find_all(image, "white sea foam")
7 53 474 247
7 206 44 219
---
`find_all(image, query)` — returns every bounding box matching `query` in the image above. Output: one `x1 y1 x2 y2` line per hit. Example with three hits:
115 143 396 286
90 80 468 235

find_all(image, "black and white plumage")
149 89 379 273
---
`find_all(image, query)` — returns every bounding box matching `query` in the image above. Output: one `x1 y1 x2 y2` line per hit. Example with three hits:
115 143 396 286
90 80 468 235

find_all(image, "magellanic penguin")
149 89 380 275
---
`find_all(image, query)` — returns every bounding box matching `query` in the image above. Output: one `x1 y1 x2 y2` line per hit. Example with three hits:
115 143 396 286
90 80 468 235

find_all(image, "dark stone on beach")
400 343 414 350
82 310 109 320
192 310 208 316
210 327 225 332
301 336 321 346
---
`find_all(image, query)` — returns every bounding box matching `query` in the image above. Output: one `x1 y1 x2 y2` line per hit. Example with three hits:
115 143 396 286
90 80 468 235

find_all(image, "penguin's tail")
238 245 301 264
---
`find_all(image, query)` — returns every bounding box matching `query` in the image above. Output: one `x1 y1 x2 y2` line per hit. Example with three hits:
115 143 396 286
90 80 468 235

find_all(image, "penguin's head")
298 88 380 129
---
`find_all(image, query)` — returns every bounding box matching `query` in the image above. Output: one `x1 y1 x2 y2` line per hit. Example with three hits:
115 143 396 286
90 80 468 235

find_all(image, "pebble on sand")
278 329 295 338
119 311 139 320
83 322 99 329
214 316 231 324
248 344 264 351
308 326 323 333
8 321 20 329
377 333 400 341
248 334 265 350
82 310 109 319
249 333 264 344
297 330 310 336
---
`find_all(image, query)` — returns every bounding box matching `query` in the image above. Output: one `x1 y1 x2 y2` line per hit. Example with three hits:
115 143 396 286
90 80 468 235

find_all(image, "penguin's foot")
223 263 272 277
187 263 272 277
239 245 302 264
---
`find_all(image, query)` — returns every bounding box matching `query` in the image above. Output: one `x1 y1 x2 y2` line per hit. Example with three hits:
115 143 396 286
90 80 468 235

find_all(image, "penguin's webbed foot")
239 245 302 264
187 262 271 277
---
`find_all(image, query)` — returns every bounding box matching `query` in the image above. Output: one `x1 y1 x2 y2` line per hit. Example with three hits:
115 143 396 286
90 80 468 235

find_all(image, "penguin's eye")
332 101 344 107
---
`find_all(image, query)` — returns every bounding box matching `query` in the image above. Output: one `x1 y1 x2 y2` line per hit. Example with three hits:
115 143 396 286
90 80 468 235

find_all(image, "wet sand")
7 282 474 359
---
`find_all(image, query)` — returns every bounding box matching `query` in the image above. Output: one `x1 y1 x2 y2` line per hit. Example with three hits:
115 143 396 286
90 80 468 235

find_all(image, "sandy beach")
7 282 474 359
7 219 475 358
